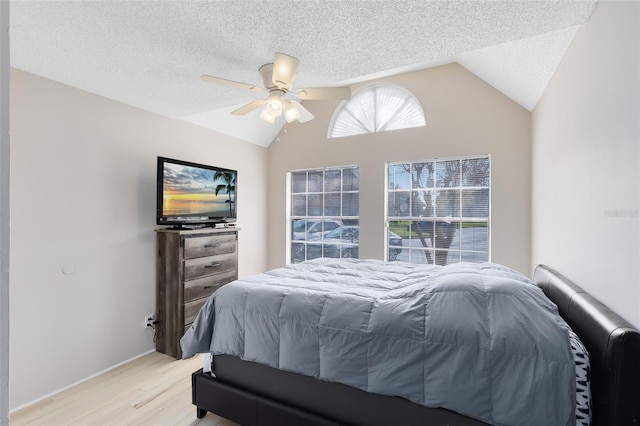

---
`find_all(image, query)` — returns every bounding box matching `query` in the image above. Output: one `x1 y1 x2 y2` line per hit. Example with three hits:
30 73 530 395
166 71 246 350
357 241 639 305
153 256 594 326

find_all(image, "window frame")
287 165 360 264
385 155 491 265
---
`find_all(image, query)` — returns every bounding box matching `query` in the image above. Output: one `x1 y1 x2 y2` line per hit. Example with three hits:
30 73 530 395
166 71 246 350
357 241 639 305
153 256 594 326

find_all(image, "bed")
181 261 640 426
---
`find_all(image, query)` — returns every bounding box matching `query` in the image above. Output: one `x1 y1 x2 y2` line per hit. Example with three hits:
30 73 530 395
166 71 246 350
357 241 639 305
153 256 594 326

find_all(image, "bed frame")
190 264 640 426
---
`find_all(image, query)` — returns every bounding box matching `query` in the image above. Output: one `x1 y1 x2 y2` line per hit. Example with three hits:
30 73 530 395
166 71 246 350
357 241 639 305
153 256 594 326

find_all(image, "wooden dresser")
155 227 239 359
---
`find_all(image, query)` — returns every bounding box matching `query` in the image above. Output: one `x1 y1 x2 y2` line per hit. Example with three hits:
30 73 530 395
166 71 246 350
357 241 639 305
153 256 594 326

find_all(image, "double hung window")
386 156 490 265
289 166 359 263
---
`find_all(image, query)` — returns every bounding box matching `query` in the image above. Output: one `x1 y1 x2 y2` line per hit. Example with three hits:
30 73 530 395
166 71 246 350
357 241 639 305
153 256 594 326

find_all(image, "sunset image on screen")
162 163 235 217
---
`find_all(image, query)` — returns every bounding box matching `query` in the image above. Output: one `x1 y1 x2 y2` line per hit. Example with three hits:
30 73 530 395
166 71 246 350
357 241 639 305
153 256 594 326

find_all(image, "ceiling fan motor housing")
259 63 278 90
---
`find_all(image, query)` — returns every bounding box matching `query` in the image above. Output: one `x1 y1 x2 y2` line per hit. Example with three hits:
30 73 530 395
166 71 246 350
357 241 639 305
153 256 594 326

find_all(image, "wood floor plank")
10 352 238 426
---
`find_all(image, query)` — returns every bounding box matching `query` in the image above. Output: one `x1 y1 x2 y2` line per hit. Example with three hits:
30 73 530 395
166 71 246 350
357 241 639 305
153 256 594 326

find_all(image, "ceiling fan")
201 52 351 124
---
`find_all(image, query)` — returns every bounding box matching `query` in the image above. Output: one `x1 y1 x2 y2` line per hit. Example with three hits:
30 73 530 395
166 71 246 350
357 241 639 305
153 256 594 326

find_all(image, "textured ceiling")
9 1 597 146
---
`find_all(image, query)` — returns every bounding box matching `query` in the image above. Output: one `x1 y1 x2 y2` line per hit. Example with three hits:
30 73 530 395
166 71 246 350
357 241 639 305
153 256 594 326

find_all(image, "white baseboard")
10 349 156 414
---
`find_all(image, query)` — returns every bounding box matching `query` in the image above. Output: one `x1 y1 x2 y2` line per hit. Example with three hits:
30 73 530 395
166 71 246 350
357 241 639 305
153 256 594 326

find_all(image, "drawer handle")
204 243 222 248
204 262 221 268
204 282 222 289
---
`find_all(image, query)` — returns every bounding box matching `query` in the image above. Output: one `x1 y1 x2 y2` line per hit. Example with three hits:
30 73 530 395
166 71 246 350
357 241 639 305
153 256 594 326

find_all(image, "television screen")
156 156 237 226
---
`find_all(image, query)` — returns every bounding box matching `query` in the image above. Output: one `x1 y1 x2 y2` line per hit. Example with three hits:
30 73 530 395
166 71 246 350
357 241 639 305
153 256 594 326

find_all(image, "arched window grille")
328 84 426 139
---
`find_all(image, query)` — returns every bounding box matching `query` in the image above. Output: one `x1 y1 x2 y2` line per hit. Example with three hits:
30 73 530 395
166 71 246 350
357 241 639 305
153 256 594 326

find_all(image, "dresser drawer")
184 270 236 303
184 297 208 325
184 233 236 260
184 253 237 281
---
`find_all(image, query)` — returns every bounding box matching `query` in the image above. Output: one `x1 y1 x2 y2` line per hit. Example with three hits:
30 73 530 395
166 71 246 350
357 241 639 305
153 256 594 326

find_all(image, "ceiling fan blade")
231 99 267 115
288 100 314 123
295 86 351 101
201 75 265 93
272 52 299 90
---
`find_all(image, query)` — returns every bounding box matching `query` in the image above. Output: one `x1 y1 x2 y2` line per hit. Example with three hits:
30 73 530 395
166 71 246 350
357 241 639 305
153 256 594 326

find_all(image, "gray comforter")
181 259 576 426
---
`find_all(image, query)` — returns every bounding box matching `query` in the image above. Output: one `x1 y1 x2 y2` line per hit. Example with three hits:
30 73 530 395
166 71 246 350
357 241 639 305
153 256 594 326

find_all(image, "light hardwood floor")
10 352 238 426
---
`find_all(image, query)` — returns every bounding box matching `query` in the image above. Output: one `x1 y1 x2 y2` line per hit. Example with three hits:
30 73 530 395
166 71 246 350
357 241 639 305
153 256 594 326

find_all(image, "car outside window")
289 166 359 263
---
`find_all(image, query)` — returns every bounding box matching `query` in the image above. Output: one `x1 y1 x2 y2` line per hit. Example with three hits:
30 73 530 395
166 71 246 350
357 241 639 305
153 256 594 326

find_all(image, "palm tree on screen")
214 172 235 216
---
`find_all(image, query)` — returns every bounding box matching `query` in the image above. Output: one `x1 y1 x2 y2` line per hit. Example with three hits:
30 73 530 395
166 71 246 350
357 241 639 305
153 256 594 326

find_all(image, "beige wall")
532 0 640 329
268 63 532 274
9 69 269 409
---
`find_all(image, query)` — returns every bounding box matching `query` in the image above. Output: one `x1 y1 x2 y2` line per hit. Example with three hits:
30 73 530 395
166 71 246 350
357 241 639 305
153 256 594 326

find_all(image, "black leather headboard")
533 265 640 426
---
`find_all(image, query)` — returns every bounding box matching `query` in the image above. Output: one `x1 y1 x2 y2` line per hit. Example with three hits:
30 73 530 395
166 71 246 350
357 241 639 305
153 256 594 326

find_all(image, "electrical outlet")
144 314 155 328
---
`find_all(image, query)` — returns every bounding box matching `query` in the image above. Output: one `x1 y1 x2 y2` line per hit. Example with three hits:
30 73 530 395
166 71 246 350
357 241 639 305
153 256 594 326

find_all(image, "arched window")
328 84 426 139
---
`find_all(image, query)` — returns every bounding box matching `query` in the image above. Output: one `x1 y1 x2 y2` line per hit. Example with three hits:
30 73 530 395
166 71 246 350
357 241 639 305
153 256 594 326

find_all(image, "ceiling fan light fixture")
266 90 285 117
267 99 282 114
285 101 300 123
260 107 277 123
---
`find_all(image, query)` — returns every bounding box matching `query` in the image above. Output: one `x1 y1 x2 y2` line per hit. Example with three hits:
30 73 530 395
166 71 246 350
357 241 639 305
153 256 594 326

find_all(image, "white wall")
9 69 269 409
532 0 640 328
267 63 532 275
0 2 10 424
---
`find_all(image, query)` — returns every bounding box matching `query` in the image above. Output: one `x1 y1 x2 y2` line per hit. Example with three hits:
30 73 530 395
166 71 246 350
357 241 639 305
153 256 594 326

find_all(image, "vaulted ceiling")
10 1 597 147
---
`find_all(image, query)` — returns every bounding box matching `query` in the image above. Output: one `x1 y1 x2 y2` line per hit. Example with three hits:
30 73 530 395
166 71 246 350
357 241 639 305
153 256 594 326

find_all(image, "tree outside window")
387 156 490 265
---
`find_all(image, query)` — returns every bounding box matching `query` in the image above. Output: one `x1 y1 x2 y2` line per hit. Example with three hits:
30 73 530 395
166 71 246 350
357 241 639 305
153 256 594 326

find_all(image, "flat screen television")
156 156 237 227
